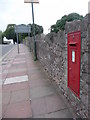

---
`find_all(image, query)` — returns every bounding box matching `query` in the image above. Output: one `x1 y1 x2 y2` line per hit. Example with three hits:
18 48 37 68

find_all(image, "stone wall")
24 14 89 118
88 13 90 119
65 15 89 118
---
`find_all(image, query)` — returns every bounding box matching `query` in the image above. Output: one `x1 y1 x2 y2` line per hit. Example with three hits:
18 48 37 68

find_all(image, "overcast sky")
0 0 89 34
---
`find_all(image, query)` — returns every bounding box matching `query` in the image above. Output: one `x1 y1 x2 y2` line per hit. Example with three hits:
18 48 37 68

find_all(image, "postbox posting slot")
69 42 77 46
70 44 76 46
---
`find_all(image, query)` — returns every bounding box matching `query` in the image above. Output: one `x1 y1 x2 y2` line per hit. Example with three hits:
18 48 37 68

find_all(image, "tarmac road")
0 44 15 58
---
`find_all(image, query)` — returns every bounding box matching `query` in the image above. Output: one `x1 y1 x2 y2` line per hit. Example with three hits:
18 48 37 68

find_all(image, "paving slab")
10 89 29 103
8 66 27 71
8 68 27 74
27 68 41 75
2 84 11 92
7 71 27 78
13 61 26 64
45 94 67 113
2 104 8 118
31 97 47 116
30 85 56 99
29 78 51 88
29 72 48 81
14 58 26 61
4 101 32 118
2 92 11 105
1 73 7 80
9 82 29 91
12 63 27 68
31 93 69 117
3 82 29 92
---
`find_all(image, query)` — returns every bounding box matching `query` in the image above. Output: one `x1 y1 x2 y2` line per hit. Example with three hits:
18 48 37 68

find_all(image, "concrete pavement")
1 44 75 118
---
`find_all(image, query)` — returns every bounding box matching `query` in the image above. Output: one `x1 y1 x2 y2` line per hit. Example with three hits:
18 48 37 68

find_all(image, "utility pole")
31 2 37 60
24 0 39 61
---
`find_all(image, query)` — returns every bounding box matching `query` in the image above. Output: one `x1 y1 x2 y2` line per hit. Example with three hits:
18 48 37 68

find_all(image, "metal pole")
16 33 19 53
31 2 37 61
28 32 31 50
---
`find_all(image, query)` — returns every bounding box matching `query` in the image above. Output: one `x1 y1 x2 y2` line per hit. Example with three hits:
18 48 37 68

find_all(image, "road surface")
0 44 15 58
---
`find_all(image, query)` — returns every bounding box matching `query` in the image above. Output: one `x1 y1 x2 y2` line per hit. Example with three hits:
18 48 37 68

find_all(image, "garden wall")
24 14 89 118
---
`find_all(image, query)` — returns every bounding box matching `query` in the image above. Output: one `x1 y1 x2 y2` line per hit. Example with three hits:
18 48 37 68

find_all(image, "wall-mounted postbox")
67 31 81 98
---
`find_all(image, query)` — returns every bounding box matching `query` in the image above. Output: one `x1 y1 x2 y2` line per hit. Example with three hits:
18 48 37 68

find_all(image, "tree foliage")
51 13 83 33
3 23 43 43
0 30 3 44
29 24 43 37
4 24 17 44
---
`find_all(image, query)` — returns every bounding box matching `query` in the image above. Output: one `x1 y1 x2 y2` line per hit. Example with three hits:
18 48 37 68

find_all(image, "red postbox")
67 31 81 98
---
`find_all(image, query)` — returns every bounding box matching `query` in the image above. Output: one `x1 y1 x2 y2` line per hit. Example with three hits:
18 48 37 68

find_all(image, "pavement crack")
47 107 69 114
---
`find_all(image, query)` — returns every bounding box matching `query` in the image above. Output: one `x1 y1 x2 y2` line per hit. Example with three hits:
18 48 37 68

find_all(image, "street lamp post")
24 0 39 61
31 2 37 60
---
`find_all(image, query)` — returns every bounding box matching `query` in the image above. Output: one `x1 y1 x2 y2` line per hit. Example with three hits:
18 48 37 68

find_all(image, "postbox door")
67 31 81 97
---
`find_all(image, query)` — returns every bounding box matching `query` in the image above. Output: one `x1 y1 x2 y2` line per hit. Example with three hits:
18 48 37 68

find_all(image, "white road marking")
4 75 28 85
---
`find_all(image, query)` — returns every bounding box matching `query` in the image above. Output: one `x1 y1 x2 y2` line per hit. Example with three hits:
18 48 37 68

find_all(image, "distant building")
3 37 14 44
